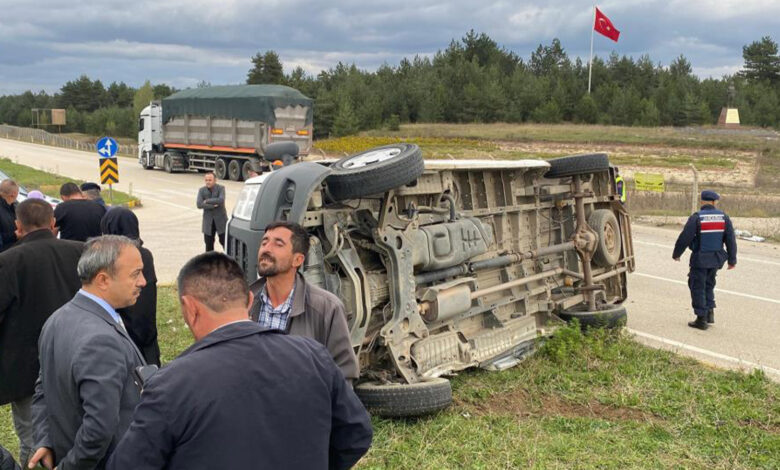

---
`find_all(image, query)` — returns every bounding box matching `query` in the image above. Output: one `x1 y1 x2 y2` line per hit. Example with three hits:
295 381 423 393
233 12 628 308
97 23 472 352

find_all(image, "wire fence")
0 124 138 157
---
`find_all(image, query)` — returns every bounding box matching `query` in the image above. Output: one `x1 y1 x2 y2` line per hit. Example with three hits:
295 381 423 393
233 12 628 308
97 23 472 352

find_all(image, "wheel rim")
215 159 226 179
164 156 171 171
604 221 617 253
342 147 401 169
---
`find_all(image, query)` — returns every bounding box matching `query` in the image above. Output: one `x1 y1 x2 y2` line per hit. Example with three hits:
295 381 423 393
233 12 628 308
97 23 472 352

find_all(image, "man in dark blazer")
0 199 83 468
101 207 160 365
195 171 227 251
29 235 147 470
0 179 19 253
107 252 372 470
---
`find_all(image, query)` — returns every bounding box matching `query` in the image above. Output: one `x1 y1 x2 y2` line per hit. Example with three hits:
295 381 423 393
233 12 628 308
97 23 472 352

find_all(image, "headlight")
232 184 261 221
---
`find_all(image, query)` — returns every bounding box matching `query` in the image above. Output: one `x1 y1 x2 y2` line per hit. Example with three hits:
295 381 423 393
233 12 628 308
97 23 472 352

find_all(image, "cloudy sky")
1 0 777 95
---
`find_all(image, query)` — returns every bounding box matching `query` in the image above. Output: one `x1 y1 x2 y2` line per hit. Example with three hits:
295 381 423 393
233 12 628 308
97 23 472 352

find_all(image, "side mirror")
263 141 299 164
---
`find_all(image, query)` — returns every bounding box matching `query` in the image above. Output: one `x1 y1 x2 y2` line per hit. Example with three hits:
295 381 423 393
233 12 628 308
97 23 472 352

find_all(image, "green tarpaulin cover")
162 85 313 125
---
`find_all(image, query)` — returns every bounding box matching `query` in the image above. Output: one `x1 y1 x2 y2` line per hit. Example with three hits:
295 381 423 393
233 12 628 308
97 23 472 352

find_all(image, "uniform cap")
81 182 101 192
701 190 720 201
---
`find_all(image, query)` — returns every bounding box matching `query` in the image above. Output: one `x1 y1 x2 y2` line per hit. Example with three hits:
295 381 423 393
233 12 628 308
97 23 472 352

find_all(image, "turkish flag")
594 7 620 42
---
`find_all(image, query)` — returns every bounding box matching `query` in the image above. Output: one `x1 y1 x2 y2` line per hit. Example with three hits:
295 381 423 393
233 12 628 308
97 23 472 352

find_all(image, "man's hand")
673 257 680 262
28 447 54 469
728 264 736 270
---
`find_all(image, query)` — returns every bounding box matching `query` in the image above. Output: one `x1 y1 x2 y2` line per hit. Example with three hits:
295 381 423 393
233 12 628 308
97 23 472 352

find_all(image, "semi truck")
137 84 313 181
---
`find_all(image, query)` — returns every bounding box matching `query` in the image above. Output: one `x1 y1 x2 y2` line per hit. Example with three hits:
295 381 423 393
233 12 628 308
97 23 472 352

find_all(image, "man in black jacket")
107 252 372 470
0 179 19 253
54 182 106 241
0 199 84 467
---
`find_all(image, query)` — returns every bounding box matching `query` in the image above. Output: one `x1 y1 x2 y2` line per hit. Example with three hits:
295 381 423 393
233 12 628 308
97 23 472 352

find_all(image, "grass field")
0 157 138 206
364 123 780 151
2 287 778 468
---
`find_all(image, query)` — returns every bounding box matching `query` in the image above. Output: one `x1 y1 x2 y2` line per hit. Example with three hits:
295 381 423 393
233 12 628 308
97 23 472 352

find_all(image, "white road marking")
634 240 780 267
627 328 780 379
133 192 199 213
632 272 780 305
150 176 191 186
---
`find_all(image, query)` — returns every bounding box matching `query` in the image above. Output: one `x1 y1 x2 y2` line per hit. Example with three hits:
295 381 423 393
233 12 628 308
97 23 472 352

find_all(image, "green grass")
0 157 138 206
365 123 779 152
3 289 778 468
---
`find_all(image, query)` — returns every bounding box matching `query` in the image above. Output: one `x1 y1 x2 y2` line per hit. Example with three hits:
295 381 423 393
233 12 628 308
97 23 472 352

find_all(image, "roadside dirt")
456 388 662 424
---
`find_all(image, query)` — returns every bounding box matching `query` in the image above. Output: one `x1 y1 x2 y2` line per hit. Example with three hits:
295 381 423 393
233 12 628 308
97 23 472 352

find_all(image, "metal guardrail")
0 124 138 157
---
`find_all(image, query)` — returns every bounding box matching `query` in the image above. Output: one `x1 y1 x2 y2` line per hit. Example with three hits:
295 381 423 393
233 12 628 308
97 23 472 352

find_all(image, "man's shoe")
707 309 714 324
688 316 709 330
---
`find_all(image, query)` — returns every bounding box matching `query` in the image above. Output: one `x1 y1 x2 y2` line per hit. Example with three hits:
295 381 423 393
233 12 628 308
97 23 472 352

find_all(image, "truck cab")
138 102 162 169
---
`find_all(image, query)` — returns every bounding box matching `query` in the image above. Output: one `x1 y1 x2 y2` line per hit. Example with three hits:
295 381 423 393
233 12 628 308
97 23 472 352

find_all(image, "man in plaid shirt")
249 221 359 383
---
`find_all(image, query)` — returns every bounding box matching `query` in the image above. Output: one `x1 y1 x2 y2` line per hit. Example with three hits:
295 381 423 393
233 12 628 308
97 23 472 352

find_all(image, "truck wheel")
214 158 228 180
325 144 424 201
354 378 452 418
545 153 610 178
588 209 622 267
142 152 154 170
163 155 174 173
228 160 242 181
241 160 257 180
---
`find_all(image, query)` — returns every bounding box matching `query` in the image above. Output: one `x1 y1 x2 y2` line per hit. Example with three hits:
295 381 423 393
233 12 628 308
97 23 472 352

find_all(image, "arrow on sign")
99 139 113 157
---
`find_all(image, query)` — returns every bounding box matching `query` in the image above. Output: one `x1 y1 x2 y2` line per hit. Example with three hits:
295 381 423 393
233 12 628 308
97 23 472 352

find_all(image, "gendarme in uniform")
672 190 737 330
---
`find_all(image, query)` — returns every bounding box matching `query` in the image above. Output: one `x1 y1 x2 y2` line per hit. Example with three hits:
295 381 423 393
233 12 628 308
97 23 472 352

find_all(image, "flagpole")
588 4 595 94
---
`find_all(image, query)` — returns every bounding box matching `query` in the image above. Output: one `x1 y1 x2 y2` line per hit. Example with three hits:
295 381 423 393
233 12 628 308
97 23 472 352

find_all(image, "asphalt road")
2 137 778 380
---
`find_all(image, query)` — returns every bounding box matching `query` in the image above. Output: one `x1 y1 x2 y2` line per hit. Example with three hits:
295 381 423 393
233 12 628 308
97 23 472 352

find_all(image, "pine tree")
740 36 780 84
331 99 360 137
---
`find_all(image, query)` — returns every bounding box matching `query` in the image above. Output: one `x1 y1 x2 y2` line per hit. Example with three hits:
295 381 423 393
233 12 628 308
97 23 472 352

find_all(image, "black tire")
141 152 154 170
326 144 424 201
545 153 610 178
558 303 627 330
214 158 228 180
228 159 242 181
163 155 173 173
241 160 256 180
355 378 452 418
588 209 622 267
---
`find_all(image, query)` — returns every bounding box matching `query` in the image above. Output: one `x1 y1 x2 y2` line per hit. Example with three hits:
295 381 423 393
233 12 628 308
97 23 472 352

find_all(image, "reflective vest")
696 207 726 252
615 175 626 203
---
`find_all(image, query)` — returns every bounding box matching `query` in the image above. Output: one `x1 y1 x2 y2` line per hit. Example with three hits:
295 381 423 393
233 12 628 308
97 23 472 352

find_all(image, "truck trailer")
137 84 313 181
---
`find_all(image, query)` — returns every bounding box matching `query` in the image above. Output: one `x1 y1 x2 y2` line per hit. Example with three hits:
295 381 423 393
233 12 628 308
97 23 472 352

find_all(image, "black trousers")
688 267 718 317
204 221 225 252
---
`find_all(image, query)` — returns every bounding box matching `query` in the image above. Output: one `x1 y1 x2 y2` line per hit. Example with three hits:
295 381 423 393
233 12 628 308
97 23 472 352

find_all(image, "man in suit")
54 182 106 242
196 172 227 251
0 179 19 253
29 235 147 470
101 207 160 365
107 252 372 470
0 199 84 468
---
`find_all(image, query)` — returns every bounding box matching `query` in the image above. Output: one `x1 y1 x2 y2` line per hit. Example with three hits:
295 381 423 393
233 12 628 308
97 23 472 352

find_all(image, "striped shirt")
256 285 295 331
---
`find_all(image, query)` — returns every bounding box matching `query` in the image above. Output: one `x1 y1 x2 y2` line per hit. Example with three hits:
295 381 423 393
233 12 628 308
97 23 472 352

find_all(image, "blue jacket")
107 321 372 470
672 204 737 268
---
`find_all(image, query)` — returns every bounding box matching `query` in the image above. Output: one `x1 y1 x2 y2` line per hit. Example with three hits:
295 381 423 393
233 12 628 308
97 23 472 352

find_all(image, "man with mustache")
249 221 358 383
29 235 147 470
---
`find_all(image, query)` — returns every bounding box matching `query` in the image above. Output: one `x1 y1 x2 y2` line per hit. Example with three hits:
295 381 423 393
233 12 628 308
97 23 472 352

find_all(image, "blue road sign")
96 136 118 158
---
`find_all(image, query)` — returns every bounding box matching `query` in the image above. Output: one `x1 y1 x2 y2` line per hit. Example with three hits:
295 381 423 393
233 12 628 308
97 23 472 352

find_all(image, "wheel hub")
343 148 401 169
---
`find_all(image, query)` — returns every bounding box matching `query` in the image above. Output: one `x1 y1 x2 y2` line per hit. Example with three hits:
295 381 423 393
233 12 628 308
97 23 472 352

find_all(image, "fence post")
689 163 698 214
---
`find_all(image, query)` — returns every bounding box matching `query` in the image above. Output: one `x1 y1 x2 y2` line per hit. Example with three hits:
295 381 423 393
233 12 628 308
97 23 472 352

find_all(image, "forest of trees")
1 33 778 139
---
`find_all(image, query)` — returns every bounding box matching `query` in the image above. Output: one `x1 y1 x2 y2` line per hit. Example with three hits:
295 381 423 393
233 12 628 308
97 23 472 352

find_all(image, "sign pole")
109 183 114 206
588 4 595 94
